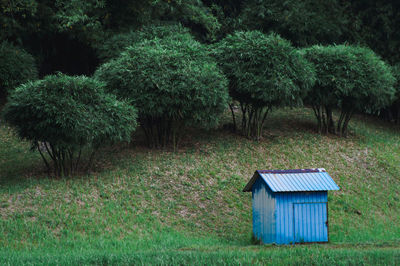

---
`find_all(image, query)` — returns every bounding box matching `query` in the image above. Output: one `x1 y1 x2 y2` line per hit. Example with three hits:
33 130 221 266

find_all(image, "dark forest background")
2 0 399 75
2 0 400 119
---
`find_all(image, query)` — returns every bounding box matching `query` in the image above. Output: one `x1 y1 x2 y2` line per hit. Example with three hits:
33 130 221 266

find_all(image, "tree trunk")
326 107 335 134
229 103 237 132
37 142 51 173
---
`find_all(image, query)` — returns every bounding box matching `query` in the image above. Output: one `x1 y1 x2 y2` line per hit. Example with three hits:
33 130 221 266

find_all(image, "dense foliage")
1 0 399 153
1 1 400 77
2 74 137 176
383 64 400 124
0 0 220 76
213 31 315 139
0 41 38 99
97 23 190 62
240 0 349 47
344 1 400 65
304 45 396 136
95 33 229 148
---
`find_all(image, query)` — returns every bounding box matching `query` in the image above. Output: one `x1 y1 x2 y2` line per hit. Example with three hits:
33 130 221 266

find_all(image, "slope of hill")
0 108 399 264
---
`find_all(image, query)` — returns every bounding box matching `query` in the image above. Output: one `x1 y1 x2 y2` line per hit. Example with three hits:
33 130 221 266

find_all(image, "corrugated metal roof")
243 168 340 192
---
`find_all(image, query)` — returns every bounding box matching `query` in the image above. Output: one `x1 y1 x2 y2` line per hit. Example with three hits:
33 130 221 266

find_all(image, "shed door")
293 203 328 243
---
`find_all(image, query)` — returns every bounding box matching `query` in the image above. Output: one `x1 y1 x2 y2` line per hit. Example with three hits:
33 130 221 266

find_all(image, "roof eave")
242 171 260 192
272 188 340 193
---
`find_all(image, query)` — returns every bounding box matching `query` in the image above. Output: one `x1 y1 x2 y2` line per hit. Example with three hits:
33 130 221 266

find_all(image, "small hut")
243 168 339 244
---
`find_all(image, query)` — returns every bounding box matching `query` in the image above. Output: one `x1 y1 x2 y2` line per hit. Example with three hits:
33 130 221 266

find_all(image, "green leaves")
0 41 38 98
95 32 229 148
213 31 315 107
304 45 396 113
2 74 137 175
212 31 315 139
303 45 396 135
240 0 349 47
97 23 191 62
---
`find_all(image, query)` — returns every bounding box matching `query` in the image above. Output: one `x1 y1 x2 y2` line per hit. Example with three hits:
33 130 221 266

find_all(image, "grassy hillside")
0 108 399 264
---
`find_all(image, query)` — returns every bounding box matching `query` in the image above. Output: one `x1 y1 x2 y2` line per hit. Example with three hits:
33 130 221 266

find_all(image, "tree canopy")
304 45 396 136
2 0 400 76
240 0 349 46
97 23 190 62
95 32 229 148
0 41 38 99
2 73 137 175
213 31 315 139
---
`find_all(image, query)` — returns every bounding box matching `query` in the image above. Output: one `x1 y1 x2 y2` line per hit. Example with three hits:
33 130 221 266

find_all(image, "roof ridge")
257 168 325 174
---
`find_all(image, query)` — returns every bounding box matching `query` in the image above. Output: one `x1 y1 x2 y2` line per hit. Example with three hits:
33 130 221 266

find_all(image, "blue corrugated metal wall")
252 178 276 244
275 192 328 244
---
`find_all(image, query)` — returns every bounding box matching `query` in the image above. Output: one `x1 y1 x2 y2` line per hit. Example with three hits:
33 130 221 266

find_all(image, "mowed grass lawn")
0 107 399 265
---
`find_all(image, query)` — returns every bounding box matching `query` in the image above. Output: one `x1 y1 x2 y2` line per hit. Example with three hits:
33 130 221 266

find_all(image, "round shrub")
0 41 38 99
2 74 137 176
95 33 229 148
212 31 316 140
304 45 396 136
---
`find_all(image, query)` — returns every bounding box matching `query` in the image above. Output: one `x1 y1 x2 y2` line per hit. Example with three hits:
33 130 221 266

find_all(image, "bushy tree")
2 74 137 176
95 33 229 148
0 41 38 99
212 31 315 140
304 45 396 136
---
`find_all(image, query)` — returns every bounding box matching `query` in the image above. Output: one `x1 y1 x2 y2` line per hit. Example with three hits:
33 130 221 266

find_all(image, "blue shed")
243 168 339 244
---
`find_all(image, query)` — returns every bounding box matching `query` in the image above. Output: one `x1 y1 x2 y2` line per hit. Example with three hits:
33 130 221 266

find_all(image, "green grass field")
1 107 399 265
